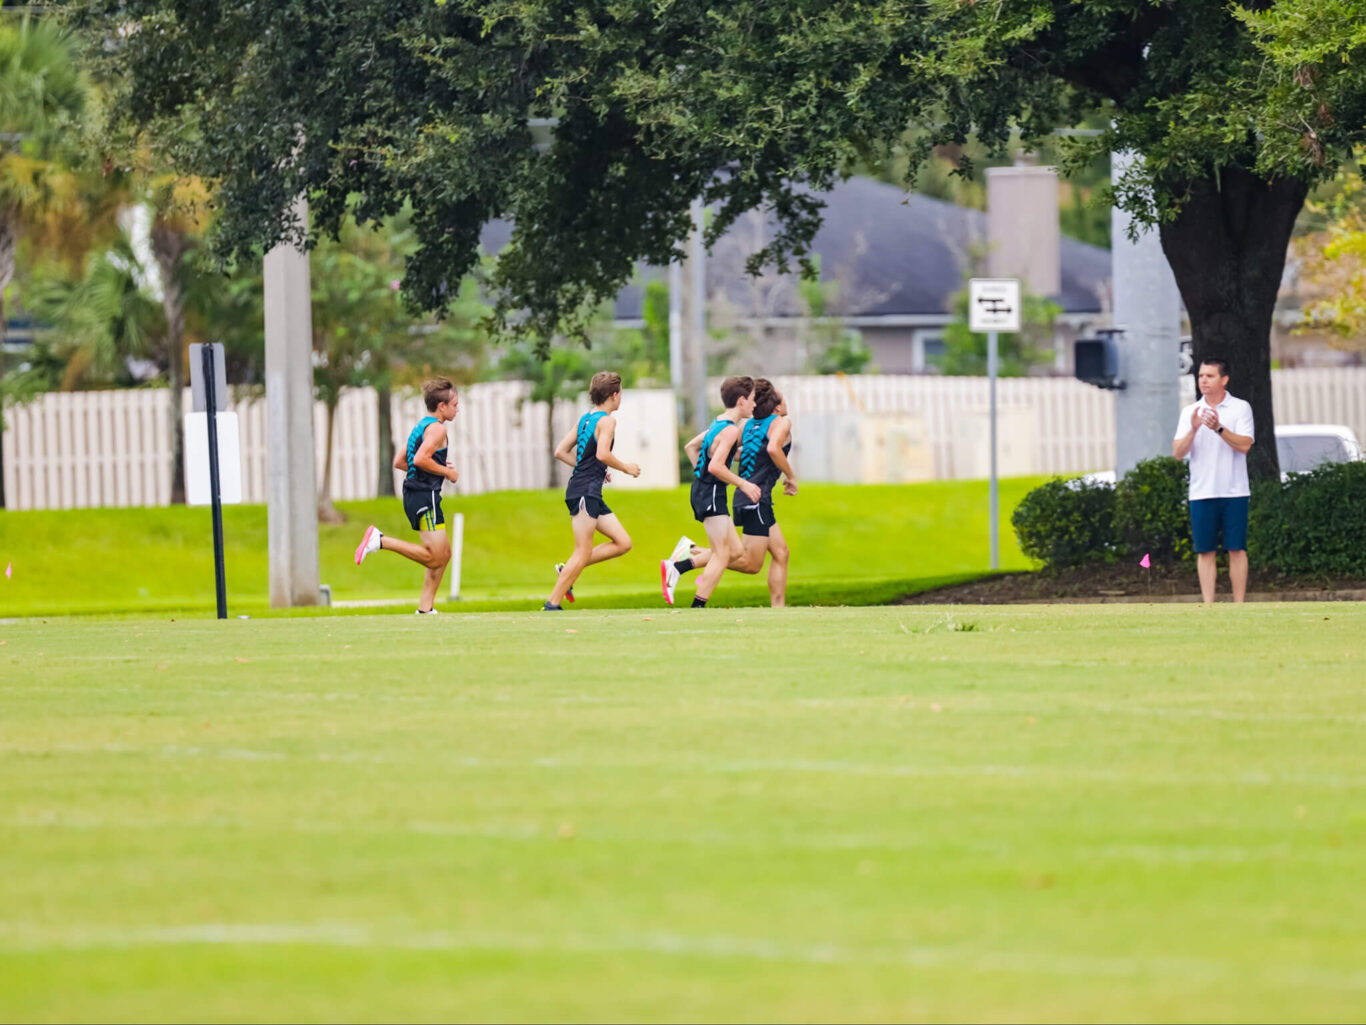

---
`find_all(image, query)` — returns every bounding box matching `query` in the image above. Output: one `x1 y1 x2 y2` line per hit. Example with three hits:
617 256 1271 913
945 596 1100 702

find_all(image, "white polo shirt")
1174 392 1255 500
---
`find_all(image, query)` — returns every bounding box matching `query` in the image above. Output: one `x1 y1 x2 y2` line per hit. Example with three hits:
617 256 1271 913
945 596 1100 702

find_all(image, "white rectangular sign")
184 411 243 505
968 278 1022 333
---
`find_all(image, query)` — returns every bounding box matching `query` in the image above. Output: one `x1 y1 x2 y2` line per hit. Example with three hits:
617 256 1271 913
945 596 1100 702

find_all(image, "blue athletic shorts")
1189 497 1249 554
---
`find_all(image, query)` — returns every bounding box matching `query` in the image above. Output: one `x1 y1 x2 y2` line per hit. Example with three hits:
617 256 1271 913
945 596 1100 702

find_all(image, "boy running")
667 378 797 606
354 378 461 614
660 376 758 607
544 371 642 611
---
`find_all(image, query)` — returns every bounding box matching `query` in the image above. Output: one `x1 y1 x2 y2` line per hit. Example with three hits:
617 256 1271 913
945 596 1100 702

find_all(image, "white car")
1075 424 1364 487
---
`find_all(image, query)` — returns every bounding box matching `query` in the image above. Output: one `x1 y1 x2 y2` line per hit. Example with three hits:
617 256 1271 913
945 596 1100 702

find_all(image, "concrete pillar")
986 165 1061 296
1111 151 1182 477
264 197 320 607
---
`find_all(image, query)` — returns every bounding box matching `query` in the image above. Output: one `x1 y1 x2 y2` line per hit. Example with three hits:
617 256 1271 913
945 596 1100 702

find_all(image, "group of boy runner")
355 373 797 612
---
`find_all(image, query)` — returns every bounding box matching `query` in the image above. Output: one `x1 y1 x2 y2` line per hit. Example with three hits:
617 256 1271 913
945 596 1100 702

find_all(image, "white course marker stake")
448 512 465 601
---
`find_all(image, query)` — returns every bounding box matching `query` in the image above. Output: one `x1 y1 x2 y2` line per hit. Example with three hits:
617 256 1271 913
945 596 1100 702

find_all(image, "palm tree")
0 11 87 507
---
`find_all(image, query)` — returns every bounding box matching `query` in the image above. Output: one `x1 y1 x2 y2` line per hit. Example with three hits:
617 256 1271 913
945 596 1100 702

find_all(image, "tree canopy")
65 0 1366 478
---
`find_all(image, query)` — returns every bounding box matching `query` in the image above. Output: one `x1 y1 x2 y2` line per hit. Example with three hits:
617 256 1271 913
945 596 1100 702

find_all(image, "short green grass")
2 604 1364 1022
0 479 1044 617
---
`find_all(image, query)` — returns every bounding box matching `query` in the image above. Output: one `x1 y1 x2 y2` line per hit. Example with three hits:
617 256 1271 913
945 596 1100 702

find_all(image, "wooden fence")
4 369 1365 510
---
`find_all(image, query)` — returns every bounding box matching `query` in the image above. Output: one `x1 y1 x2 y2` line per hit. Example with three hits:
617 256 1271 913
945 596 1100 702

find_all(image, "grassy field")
2 604 1365 1021
0 479 1043 617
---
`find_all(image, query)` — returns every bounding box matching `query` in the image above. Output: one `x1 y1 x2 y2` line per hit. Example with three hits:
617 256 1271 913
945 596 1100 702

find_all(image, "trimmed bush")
1011 477 1117 569
1114 457 1192 565
1248 461 1366 576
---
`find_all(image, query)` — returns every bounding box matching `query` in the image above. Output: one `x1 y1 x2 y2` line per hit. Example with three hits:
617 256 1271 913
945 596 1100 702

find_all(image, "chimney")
986 165 1061 297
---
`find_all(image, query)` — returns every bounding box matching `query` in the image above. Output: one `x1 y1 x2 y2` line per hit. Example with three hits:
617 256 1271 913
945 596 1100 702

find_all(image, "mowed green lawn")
2 604 1364 1022
0 479 1043 617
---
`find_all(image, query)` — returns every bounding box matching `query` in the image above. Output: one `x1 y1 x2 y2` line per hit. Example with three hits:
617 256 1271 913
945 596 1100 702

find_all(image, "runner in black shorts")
673 378 797 607
544 371 641 610
353 378 461 614
731 380 797 606
659 376 759 607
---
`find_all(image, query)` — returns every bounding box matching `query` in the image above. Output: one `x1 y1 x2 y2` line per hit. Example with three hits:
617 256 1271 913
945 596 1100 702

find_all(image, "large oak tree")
67 0 1354 480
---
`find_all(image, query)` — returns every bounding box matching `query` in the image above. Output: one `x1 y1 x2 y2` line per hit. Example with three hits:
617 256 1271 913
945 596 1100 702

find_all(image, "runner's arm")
553 427 577 468
593 417 640 476
707 424 753 492
683 430 705 469
414 422 458 483
766 416 797 482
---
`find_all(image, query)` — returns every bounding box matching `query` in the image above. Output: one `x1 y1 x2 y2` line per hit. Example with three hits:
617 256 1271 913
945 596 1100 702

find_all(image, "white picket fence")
4 369 1365 511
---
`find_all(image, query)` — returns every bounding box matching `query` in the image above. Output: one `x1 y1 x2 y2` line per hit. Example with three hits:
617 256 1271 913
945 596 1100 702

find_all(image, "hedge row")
1012 457 1366 576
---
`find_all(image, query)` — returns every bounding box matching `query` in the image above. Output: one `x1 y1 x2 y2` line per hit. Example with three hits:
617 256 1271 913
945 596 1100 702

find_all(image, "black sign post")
200 344 228 619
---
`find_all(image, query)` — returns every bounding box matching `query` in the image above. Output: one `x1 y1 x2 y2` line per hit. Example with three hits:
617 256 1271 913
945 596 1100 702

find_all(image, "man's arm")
414 422 458 483
1205 407 1255 455
553 427 577 468
393 450 408 472
1173 406 1201 460
767 417 797 489
707 424 761 502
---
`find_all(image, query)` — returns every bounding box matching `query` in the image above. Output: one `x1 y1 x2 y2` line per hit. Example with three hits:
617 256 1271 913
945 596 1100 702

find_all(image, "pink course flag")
4 562 10 579
1139 553 1151 569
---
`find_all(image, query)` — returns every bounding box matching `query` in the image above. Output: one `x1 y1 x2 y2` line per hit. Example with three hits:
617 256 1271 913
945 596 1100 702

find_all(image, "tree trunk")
0 212 15 510
376 381 394 497
547 395 558 489
1158 168 1307 483
150 218 191 504
317 397 345 523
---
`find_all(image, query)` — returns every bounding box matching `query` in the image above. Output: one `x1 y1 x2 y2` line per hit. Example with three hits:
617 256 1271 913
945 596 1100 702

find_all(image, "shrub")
1114 457 1192 564
1248 461 1366 576
1011 477 1117 569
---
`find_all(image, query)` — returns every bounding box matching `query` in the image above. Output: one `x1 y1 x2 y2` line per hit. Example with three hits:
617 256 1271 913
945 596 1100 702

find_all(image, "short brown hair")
422 377 456 412
589 370 622 406
752 378 782 419
720 375 754 409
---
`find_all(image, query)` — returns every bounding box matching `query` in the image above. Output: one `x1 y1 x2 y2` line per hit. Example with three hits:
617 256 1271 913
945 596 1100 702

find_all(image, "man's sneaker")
355 525 383 565
415 607 439 615
669 535 696 563
542 601 563 611
554 562 575 603
661 558 681 605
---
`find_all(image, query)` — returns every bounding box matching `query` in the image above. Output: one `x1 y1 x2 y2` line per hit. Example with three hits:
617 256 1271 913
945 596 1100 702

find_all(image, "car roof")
1276 424 1361 443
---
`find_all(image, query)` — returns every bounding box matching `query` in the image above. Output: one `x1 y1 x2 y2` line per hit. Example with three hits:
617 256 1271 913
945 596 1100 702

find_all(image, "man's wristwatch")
1216 426 1225 434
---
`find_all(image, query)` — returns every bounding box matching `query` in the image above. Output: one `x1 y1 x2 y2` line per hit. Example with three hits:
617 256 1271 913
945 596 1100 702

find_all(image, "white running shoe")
555 562 575 603
415 607 439 615
355 525 383 565
661 558 681 605
669 535 696 563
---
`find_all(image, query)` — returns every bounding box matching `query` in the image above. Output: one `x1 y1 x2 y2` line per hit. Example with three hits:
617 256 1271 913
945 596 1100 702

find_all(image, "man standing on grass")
354 378 461 614
1173 358 1255 603
660 376 759 607
543 371 642 611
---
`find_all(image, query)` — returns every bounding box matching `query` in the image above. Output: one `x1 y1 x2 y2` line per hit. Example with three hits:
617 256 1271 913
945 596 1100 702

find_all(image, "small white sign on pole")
968 278 1022 334
184 411 243 505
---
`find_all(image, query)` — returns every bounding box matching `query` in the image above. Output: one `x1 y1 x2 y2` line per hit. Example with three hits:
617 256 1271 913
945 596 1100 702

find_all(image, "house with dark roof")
484 175 1113 374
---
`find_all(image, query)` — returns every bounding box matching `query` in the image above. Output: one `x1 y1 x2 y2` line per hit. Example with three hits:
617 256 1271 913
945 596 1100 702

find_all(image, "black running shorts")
733 500 775 537
566 494 612 518
690 479 729 522
403 487 445 532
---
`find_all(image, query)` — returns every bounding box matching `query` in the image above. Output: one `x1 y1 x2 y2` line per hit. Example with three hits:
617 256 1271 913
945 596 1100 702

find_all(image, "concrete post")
688 197 709 432
1111 151 1183 477
264 196 321 607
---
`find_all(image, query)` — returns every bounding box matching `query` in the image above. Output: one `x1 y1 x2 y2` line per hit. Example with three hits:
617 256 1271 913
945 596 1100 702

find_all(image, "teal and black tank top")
566 411 611 500
404 415 448 492
694 417 738 486
738 414 790 506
